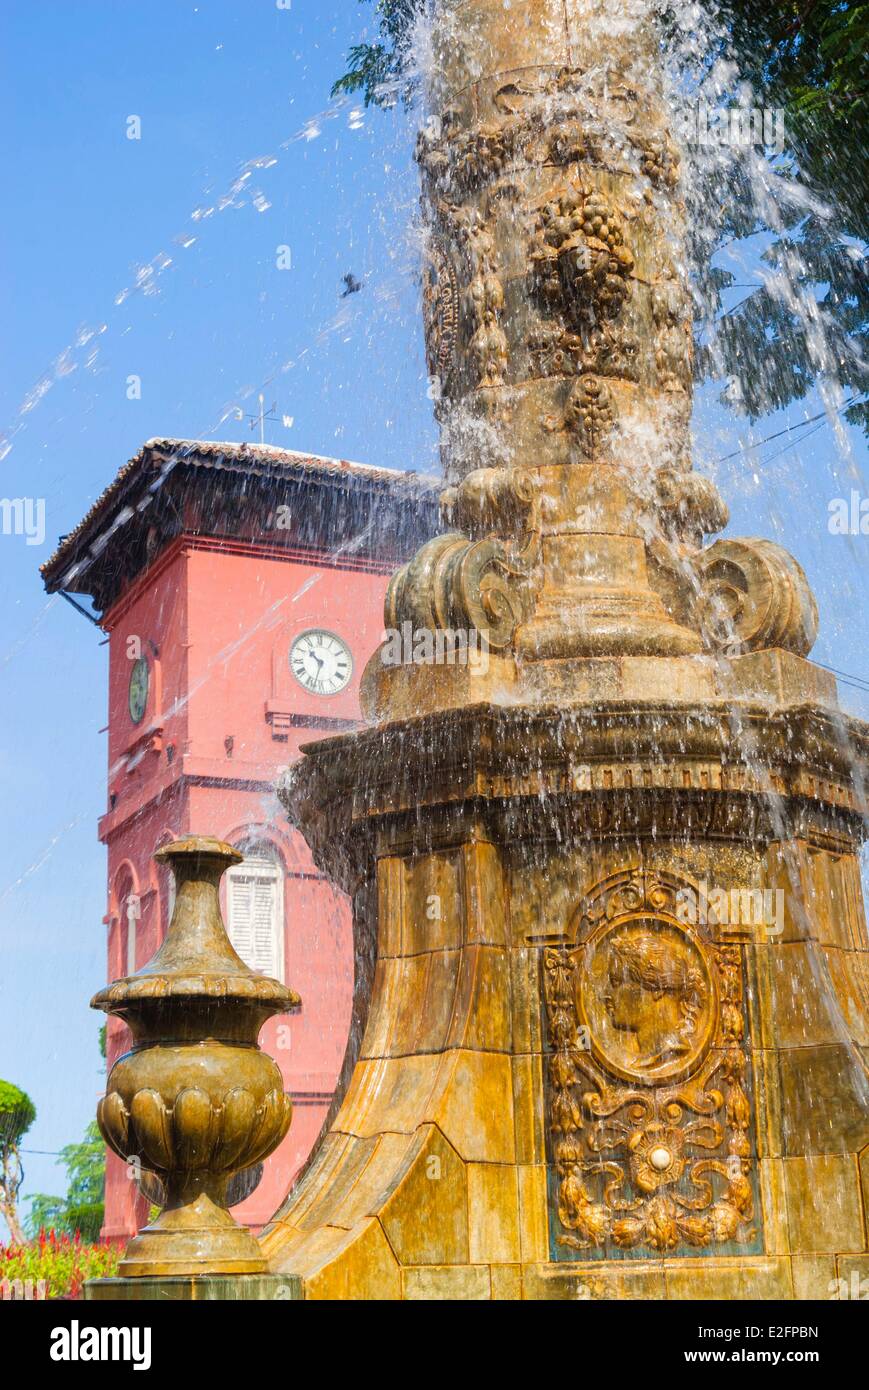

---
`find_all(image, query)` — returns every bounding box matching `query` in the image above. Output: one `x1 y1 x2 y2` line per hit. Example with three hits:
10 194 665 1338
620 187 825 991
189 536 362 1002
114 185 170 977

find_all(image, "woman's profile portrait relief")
581 918 714 1083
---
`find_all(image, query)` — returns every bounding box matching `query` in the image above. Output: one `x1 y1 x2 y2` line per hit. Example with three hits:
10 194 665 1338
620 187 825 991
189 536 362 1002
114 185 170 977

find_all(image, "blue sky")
0 1 866 1226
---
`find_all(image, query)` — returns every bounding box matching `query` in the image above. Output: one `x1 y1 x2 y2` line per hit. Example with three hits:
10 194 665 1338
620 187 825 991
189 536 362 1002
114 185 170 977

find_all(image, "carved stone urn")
91 837 299 1278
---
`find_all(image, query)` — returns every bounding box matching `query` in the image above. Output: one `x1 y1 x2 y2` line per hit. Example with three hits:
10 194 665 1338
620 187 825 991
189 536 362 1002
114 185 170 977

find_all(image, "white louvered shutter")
227 852 284 981
126 894 141 975
228 873 255 965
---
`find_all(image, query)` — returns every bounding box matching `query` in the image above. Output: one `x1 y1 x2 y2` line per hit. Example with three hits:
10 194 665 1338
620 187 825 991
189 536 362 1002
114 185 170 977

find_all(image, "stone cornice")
279 698 869 887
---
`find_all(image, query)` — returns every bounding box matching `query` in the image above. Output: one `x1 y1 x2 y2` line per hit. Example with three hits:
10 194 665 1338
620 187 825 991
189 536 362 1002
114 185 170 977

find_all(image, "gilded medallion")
578 914 717 1085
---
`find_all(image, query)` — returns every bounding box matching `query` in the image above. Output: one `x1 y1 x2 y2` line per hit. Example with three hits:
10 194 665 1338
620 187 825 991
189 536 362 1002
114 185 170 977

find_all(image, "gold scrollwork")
422 242 461 390
544 869 759 1256
385 531 535 652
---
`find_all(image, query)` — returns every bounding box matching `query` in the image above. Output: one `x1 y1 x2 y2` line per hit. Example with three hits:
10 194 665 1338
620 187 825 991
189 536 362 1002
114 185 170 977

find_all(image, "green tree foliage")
716 1 867 232
332 0 422 107
26 1121 106 1244
333 1 868 432
689 1 868 431
0 1079 36 1244
0 1080 36 1143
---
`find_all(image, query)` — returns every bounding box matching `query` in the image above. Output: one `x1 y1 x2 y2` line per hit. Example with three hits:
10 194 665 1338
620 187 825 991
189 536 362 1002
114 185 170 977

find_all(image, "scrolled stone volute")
385 532 534 651
655 468 730 545
696 537 819 657
384 472 539 655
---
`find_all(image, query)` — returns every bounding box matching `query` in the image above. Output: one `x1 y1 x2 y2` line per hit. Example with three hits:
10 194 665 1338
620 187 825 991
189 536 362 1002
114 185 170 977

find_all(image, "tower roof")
41 437 441 616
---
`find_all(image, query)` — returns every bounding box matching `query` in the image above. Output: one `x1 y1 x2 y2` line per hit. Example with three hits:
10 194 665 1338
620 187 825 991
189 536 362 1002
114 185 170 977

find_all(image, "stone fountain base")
261 655 869 1300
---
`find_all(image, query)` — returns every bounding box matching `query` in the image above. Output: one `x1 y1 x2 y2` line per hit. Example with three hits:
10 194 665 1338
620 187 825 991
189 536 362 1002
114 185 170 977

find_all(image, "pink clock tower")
42 438 438 1239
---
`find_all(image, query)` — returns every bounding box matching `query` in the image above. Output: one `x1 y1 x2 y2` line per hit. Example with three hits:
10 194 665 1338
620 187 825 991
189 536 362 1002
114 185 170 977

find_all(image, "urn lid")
91 836 300 1017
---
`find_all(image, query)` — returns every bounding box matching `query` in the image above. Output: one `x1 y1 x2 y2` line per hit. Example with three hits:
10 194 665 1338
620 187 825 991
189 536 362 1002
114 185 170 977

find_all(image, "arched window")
113 867 139 977
225 841 285 982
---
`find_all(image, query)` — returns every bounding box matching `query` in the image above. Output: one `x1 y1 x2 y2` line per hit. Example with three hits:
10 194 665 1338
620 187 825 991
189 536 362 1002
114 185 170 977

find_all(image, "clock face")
128 656 149 724
290 629 352 696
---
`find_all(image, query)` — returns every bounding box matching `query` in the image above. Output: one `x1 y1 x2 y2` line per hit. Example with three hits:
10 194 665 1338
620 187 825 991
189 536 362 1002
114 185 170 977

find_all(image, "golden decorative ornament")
91 837 299 1278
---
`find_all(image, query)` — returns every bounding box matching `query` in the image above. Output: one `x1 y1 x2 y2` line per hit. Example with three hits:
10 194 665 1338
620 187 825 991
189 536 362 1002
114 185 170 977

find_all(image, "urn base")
118 1192 267 1278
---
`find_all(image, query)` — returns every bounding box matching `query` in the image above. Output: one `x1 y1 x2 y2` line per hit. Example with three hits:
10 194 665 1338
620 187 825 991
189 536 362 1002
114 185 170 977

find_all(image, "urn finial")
92 837 299 1277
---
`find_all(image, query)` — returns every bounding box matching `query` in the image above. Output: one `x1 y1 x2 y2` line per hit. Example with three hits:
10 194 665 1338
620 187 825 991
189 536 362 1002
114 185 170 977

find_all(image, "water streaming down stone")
88 0 869 1300
661 0 863 470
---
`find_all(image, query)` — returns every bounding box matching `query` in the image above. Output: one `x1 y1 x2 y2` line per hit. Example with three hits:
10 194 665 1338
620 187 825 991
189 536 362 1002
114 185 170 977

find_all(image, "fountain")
88 0 869 1300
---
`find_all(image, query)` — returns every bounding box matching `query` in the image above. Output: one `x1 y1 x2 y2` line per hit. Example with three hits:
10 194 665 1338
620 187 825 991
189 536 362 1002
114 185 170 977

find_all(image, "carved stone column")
357 0 827 715
263 0 869 1300
366 0 729 692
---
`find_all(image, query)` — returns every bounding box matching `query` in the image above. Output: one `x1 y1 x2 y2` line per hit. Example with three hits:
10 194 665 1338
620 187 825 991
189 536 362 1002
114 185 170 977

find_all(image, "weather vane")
235 393 294 445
